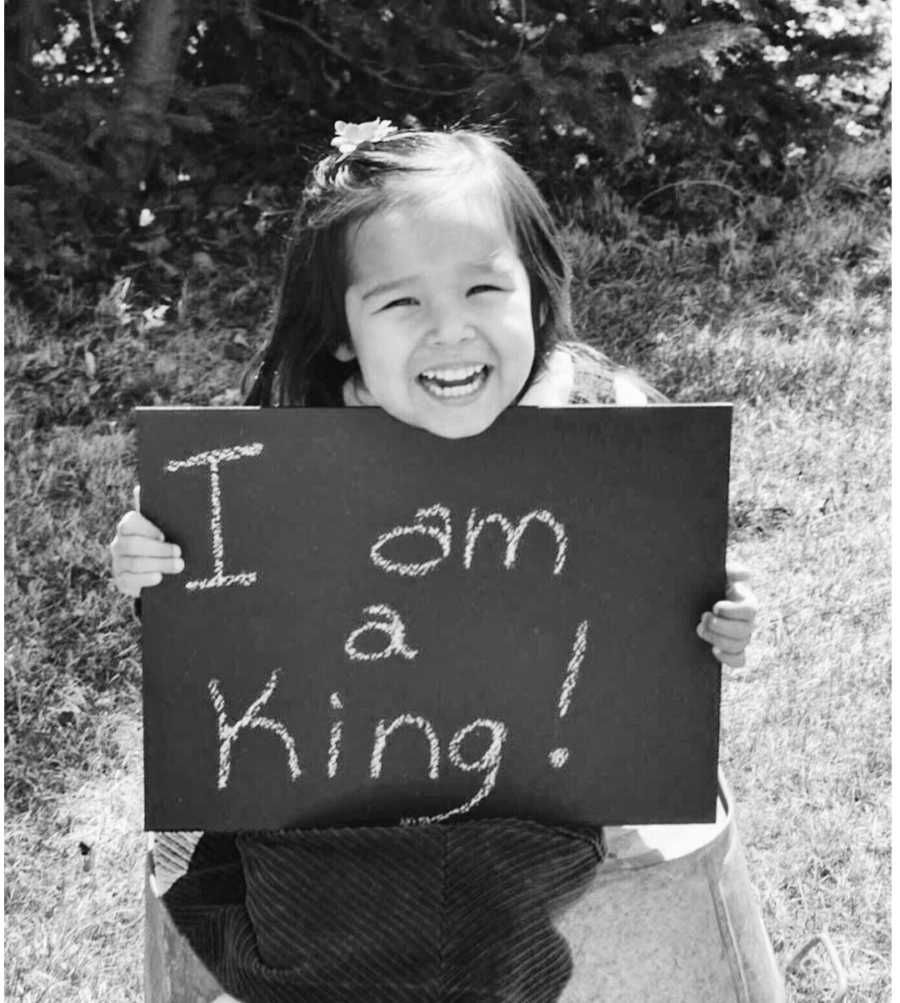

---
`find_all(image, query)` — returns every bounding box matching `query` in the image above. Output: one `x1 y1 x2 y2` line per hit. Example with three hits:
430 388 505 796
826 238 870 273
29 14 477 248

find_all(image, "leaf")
155 258 182 278
192 251 215 272
153 354 178 377
5 120 90 192
165 113 214 135
131 236 172 256
567 22 764 80
141 305 169 331
224 332 252 361
192 84 253 119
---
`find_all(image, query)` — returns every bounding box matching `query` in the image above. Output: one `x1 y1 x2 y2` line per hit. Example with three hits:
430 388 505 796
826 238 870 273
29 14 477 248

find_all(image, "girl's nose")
426 301 474 345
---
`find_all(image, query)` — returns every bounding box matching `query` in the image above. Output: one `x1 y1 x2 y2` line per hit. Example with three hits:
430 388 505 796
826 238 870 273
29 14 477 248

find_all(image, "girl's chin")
416 400 508 438
419 416 496 439
382 398 505 439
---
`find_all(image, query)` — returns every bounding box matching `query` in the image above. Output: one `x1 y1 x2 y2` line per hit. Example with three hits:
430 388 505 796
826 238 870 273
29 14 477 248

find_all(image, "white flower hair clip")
331 118 398 155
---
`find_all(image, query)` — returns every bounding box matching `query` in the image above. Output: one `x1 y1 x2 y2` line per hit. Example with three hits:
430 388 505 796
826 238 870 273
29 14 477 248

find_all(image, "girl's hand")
696 562 758 668
109 486 184 598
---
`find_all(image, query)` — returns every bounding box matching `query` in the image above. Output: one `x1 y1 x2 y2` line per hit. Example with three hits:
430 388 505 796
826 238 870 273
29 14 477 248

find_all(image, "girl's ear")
333 342 356 362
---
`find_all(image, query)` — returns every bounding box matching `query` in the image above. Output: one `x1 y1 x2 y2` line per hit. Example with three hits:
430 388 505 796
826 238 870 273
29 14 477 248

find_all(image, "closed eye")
467 284 503 296
381 296 417 310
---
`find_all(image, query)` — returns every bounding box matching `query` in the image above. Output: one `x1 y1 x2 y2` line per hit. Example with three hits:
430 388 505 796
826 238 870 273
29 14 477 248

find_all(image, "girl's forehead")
346 194 517 278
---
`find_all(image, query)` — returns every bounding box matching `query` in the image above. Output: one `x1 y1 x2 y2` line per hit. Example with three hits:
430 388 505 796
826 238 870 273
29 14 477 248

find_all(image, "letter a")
208 669 301 789
370 504 452 577
344 604 418 662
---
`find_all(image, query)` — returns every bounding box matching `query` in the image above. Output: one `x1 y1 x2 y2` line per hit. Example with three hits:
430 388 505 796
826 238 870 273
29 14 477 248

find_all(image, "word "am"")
371 503 568 577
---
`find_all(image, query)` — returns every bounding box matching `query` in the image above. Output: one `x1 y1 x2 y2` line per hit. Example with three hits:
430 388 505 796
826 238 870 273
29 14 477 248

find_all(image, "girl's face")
341 195 536 439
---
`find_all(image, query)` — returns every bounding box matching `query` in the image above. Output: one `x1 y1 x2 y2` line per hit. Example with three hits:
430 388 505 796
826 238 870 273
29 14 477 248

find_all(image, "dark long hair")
244 128 574 407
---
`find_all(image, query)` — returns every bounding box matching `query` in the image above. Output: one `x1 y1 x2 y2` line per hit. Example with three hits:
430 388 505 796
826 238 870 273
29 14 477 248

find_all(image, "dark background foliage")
5 0 889 316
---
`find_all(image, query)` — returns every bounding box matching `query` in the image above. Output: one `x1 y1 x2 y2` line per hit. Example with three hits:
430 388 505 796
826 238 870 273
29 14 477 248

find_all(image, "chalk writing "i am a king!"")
165 440 591 824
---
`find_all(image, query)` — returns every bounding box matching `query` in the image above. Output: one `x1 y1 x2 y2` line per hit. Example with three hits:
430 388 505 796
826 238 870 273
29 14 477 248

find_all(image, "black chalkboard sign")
137 405 731 832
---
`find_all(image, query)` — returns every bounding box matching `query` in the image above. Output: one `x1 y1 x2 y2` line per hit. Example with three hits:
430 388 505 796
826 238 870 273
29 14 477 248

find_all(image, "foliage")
4 0 889 310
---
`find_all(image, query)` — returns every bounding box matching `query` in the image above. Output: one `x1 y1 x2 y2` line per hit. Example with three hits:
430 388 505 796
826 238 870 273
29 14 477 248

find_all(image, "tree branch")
634 179 745 210
257 8 472 97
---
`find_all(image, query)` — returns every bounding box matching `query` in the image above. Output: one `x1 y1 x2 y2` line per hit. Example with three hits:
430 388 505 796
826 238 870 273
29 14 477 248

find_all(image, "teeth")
426 382 479 397
419 364 489 398
420 364 486 383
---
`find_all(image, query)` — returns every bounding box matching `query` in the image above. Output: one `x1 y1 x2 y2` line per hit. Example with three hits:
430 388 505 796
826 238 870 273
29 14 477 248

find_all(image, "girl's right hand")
109 486 184 597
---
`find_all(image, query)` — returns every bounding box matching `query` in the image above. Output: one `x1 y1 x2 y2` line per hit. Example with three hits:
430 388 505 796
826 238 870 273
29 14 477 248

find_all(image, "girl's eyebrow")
360 258 515 300
361 277 416 301
467 256 516 274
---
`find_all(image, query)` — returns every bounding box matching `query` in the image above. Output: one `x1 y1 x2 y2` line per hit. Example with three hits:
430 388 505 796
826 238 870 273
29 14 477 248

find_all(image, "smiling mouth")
418 364 490 399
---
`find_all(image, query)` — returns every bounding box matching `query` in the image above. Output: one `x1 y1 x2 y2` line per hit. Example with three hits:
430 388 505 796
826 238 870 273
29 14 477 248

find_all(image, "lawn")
4 135 890 1000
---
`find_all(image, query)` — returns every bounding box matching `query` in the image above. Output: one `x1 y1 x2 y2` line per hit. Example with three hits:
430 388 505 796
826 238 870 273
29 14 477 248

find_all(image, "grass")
719 336 890 1001
4 135 890 1000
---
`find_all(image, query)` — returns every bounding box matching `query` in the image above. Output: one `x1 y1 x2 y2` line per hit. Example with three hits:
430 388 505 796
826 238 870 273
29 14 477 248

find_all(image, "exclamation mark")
548 620 589 768
327 692 343 778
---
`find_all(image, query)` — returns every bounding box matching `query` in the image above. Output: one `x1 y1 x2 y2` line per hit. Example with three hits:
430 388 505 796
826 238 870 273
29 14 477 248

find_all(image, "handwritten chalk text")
328 691 343 778
464 508 567 575
176 470 589 823
548 619 590 768
165 442 264 591
209 680 512 825
405 718 508 825
344 604 418 662
371 714 441 780
369 504 452 577
208 668 302 789
370 504 568 577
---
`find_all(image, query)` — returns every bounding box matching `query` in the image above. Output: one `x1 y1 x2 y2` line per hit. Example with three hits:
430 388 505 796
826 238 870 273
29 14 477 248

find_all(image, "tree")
4 0 888 298
106 0 195 189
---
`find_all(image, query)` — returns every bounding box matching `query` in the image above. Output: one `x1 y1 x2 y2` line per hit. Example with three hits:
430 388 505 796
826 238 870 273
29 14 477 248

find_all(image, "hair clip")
331 118 397 156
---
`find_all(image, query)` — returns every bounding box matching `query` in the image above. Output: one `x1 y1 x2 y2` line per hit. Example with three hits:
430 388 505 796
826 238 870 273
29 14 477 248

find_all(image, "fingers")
721 562 758 617
697 613 751 649
116 571 164 597
725 560 752 584
113 551 184 575
715 580 758 620
111 523 182 572
696 561 757 668
110 496 182 598
712 647 746 669
111 539 183 576
699 612 752 642
116 508 164 541
111 555 182 597
696 609 754 667
113 536 181 561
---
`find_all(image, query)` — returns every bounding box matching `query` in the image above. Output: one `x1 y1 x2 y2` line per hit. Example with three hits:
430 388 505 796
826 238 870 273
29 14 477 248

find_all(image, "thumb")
725 560 752 584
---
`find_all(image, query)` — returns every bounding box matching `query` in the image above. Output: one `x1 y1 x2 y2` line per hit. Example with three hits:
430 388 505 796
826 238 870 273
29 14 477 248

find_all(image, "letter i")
328 692 343 778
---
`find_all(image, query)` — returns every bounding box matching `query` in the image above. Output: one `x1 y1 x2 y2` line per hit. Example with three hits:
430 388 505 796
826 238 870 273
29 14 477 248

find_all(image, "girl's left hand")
696 562 758 668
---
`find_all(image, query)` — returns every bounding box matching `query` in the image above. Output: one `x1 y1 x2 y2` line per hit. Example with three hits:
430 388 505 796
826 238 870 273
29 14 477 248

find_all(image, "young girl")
112 123 757 1002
